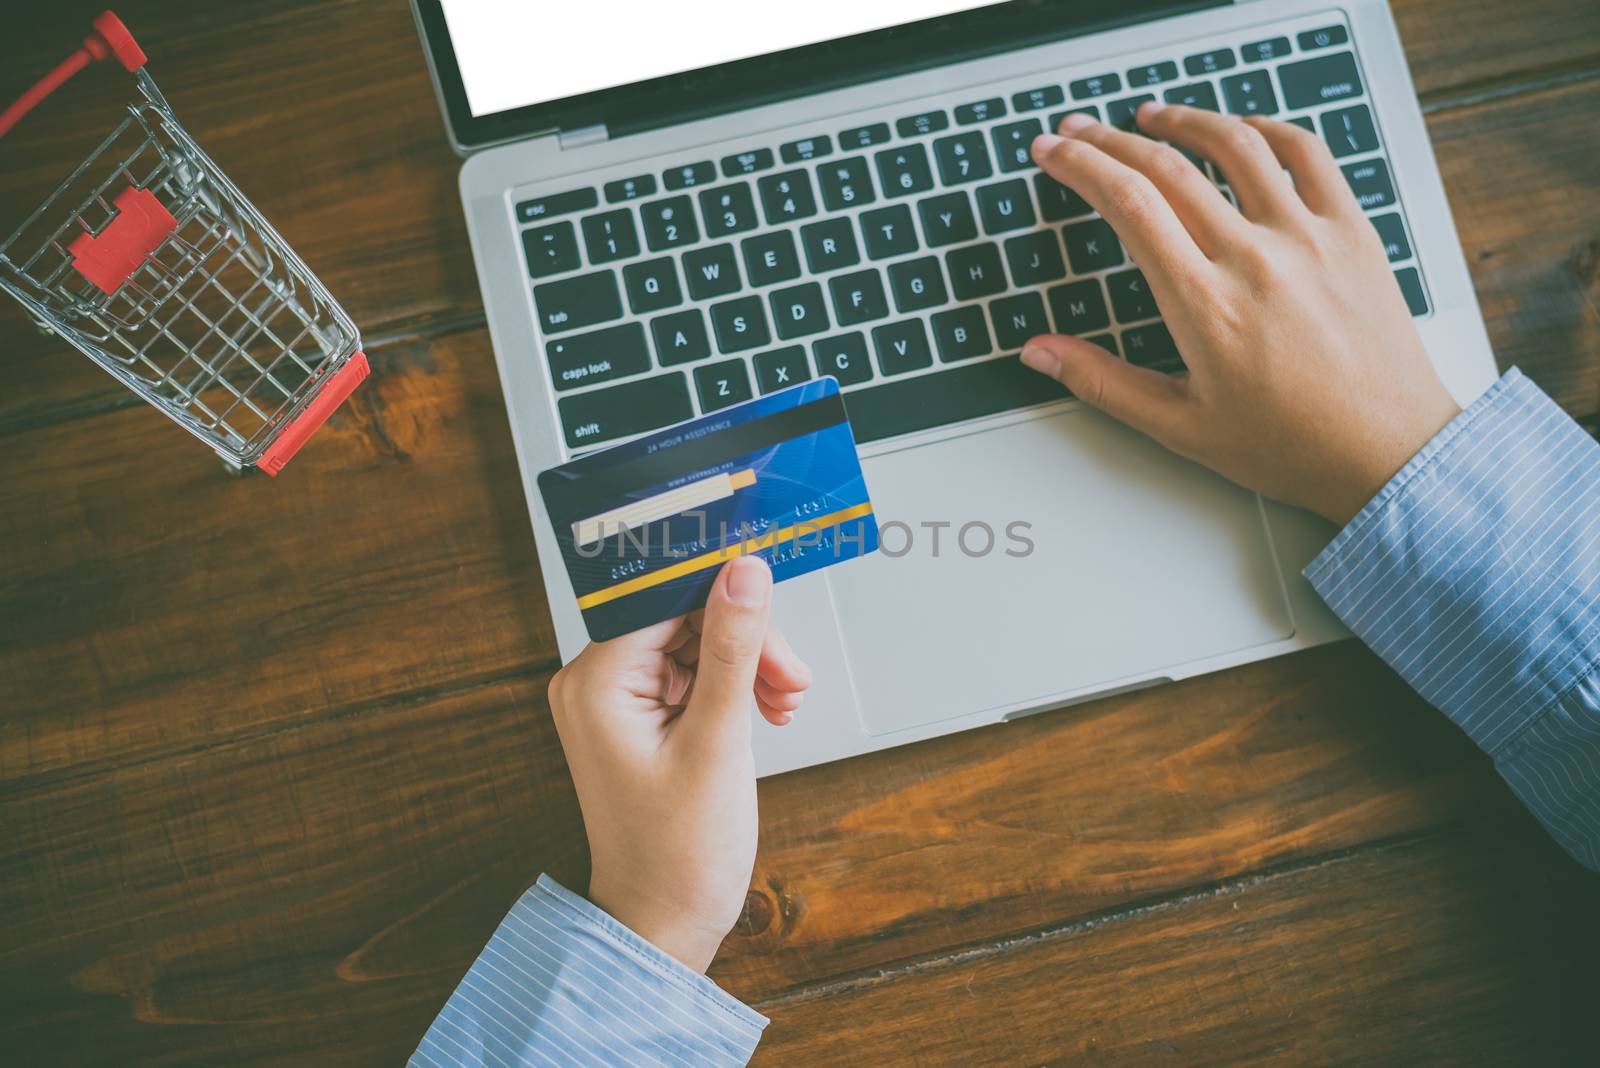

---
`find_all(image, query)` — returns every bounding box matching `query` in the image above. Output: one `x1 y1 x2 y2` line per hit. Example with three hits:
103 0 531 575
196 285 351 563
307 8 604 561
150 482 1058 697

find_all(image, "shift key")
1277 53 1364 110
534 269 622 334
558 372 695 448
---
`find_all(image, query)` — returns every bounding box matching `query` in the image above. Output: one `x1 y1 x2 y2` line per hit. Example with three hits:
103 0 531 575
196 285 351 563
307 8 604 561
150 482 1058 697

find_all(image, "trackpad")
829 408 1294 736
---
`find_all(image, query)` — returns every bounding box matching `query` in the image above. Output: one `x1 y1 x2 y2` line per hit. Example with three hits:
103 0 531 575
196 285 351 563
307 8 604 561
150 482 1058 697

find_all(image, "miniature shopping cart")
0 11 368 475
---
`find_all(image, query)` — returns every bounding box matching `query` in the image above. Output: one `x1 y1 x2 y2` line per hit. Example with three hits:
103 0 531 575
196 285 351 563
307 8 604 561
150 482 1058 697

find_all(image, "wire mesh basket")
0 10 368 475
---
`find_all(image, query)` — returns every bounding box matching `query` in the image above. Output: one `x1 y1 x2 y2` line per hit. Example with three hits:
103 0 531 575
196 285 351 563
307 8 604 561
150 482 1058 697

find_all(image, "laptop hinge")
559 124 609 150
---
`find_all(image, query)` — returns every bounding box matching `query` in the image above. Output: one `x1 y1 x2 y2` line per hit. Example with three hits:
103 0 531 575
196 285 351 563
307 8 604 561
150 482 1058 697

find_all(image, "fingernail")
1138 100 1166 118
1032 132 1063 157
725 555 772 606
1019 341 1060 377
1058 112 1097 134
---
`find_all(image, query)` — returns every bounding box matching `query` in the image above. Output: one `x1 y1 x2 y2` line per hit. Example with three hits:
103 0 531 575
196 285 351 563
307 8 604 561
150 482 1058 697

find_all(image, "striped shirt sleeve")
410 875 766 1067
1305 367 1600 870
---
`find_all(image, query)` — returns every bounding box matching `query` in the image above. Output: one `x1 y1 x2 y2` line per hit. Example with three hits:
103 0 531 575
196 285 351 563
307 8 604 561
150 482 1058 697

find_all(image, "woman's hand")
547 556 810 972
1023 104 1460 526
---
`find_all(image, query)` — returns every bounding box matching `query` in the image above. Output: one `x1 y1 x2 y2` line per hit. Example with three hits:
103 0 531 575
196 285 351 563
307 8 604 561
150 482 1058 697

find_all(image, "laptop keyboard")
518 16 1429 452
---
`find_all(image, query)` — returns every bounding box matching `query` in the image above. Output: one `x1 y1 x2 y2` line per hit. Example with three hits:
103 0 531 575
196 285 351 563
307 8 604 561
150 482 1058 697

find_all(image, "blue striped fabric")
410 876 766 1067
1306 368 1600 870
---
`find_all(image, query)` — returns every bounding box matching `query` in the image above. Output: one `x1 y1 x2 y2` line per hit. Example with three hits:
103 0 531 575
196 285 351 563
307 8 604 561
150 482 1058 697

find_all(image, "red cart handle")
0 11 146 139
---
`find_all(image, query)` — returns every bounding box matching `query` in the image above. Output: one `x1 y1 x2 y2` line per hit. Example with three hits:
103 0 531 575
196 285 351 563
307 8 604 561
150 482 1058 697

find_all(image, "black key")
1086 333 1118 356
840 122 891 149
769 282 830 340
700 183 760 238
721 148 775 177
1128 61 1179 87
1395 267 1428 316
516 187 597 223
897 110 951 138
801 218 861 273
1070 73 1122 99
933 131 994 186
1123 322 1183 372
1013 85 1065 112
1047 279 1110 335
709 295 772 353
989 291 1049 351
781 134 833 163
992 119 1043 172
930 305 992 362
813 333 874 386
918 192 979 247
546 322 651 392
581 209 640 264
664 161 716 189
975 179 1035 235
1107 94 1155 132
1243 36 1292 63
1048 105 1101 129
683 244 741 300
641 197 699 251
1299 25 1349 51
651 310 711 365
1004 231 1066 286
1034 173 1092 222
1063 218 1124 274
1371 212 1412 262
872 320 934 376
875 143 934 198
1163 82 1220 110
829 269 889 326
845 357 1069 443
757 170 818 225
1107 268 1159 322
1321 104 1379 158
1342 158 1395 210
955 98 1005 124
1279 53 1363 110
605 175 656 203
559 372 694 449
887 256 948 313
754 346 812 393
818 156 876 210
861 204 918 259
1221 71 1279 117
1288 115 1315 133
523 222 581 279
742 231 801 287
1184 48 1236 76
623 257 682 314
694 359 754 411
533 270 621 334
946 243 1007 300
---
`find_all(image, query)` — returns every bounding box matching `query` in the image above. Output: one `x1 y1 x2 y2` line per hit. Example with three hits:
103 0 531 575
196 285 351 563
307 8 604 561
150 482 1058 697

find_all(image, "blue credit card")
537 377 878 642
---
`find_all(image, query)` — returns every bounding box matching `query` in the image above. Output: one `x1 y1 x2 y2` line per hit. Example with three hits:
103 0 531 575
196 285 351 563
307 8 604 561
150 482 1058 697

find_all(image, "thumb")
1020 334 1190 447
683 555 772 735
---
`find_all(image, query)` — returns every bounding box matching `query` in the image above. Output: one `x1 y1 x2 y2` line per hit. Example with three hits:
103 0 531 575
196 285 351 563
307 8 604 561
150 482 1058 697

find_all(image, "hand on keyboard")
1020 104 1459 526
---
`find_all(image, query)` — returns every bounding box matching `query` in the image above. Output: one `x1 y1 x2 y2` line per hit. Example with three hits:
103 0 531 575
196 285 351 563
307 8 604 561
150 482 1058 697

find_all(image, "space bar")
842 358 1071 444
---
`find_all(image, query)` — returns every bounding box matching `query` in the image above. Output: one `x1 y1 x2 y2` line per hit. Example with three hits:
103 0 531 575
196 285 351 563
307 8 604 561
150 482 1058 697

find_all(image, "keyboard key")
1371 212 1412 262
1087 333 1118 356
757 170 818 224
1063 218 1124 273
664 161 716 190
652 309 711 365
861 204 919 259
694 359 755 411
829 269 890 326
955 98 1005 124
819 157 877 210
700 183 760 238
1108 268 1159 322
946 243 1007 300
813 333 874 386
897 110 951 138
887 257 949 313
918 191 978 247
930 304 992 362
1034 173 1092 222
1243 36 1292 63
1013 85 1065 112
1163 82 1220 110
559 372 694 449
872 319 934 375
683 244 741 300
769 282 830 340
992 118 1044 172
801 217 861 273
710 295 772 353
933 131 994 186
1288 116 1315 133
742 231 801 287
1299 25 1349 51
754 346 812 393
990 291 1049 350
1221 72 1279 116
1279 53 1363 110
1107 94 1156 132
1048 105 1101 129
975 179 1035 235
516 187 597 223
1128 61 1178 88
1395 267 1428 316
623 257 682 314
721 148 774 177
605 175 656 203
581 210 640 264
1342 158 1396 210
533 270 621 334
1047 279 1110 335
1321 104 1379 158
641 197 699 251
840 122 892 149
1184 48 1236 76
1123 322 1183 372
875 143 935 198
1004 231 1066 286
1070 73 1122 99
546 322 651 392
845 357 1069 443
781 135 833 163
523 222 581 279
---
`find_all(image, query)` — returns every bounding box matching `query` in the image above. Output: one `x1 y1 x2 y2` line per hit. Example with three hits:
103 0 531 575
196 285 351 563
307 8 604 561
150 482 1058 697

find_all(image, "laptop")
412 0 1498 776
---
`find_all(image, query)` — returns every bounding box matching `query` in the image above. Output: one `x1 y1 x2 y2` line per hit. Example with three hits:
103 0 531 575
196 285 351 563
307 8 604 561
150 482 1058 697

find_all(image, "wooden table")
4 3 1599 1064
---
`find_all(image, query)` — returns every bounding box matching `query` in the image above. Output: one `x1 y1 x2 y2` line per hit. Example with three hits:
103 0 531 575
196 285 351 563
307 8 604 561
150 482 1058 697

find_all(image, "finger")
757 625 811 694
755 678 803 726
1242 115 1358 219
679 556 772 738
1136 104 1302 222
1020 334 1193 448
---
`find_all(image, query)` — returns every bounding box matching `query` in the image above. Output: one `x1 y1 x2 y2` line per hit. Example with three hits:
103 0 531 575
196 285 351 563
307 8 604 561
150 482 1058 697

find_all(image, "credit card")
538 377 878 642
